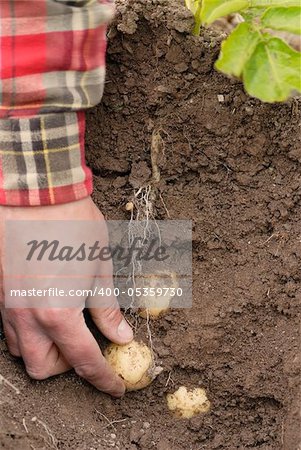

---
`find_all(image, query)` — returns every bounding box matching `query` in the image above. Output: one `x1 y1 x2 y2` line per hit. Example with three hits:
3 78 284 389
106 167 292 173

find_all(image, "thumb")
89 305 133 345
88 228 133 344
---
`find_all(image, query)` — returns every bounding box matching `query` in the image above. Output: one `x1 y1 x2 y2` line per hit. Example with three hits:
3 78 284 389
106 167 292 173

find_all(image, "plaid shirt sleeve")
0 0 114 206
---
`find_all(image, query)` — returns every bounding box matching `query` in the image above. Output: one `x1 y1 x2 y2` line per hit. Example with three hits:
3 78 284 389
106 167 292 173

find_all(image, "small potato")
138 296 170 319
167 386 211 419
138 271 178 319
104 340 162 391
125 201 134 211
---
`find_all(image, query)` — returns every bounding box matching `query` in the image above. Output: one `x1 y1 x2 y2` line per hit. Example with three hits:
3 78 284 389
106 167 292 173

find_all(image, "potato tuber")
138 271 178 319
167 386 210 418
104 340 162 391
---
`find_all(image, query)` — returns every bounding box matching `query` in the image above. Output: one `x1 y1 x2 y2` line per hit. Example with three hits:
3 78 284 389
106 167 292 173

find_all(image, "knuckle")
75 363 97 381
100 306 121 324
37 309 65 330
8 308 29 323
26 365 49 380
23 347 50 380
7 345 21 358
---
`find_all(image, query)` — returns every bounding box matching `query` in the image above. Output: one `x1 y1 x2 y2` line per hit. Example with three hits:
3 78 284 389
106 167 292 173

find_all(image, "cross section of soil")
1 1 300 449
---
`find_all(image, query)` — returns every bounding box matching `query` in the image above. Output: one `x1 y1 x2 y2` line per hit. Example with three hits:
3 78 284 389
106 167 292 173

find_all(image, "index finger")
47 312 125 397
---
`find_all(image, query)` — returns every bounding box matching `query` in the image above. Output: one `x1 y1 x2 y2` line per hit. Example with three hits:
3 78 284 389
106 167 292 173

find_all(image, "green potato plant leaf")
243 37 301 102
200 0 248 25
215 22 261 77
261 7 301 35
185 0 301 102
250 0 300 7
185 0 201 15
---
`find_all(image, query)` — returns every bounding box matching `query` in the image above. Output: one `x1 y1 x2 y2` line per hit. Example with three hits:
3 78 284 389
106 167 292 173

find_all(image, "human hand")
0 197 133 397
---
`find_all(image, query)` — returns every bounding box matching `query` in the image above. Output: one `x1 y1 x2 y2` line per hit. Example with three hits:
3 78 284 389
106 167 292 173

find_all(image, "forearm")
0 0 114 206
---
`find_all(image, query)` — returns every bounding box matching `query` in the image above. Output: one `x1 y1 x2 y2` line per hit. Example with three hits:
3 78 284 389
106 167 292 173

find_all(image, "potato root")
104 340 162 391
167 386 210 418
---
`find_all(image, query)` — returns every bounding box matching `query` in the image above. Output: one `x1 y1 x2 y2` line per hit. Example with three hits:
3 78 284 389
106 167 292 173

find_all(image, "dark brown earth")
1 1 300 449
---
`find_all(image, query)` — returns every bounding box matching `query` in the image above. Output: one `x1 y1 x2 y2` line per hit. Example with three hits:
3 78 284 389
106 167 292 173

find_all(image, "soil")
1 1 300 449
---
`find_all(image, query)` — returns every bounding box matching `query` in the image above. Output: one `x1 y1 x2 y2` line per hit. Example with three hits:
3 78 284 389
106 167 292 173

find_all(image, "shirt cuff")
0 111 92 206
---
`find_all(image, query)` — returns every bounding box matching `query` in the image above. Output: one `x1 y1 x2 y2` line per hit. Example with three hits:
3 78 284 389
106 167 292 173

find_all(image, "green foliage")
215 22 260 77
200 0 248 25
185 0 203 34
261 7 301 35
243 37 301 102
185 0 301 102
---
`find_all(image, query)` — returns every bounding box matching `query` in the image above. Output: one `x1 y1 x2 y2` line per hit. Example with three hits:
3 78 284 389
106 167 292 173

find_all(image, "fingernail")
117 319 133 342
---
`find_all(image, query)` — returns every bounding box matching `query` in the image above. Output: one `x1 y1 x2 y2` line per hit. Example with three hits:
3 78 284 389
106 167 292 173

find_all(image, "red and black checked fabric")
0 0 114 206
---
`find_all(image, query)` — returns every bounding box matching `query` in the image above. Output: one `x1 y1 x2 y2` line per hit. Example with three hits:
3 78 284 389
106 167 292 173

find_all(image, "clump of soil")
1 1 300 449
